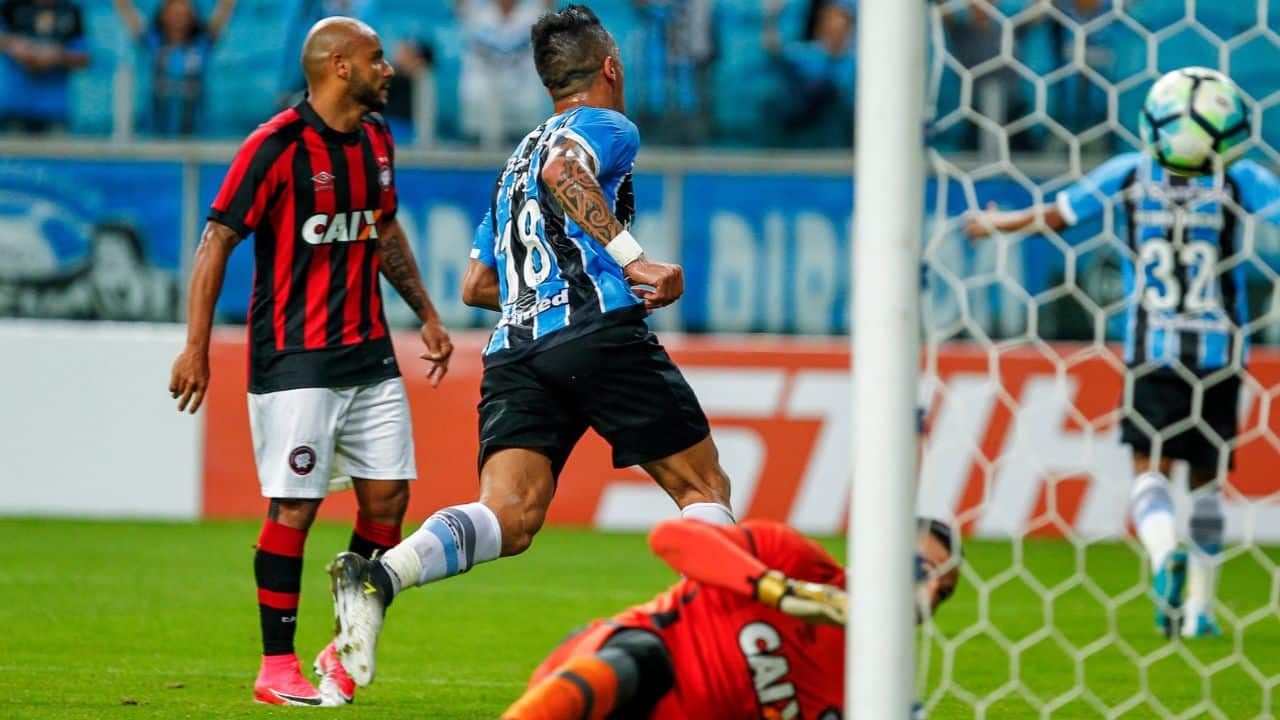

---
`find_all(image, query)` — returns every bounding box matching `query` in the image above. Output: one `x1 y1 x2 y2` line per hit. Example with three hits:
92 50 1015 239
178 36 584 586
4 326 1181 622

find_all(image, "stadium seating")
205 0 298 137
69 0 124 135
55 0 1280 148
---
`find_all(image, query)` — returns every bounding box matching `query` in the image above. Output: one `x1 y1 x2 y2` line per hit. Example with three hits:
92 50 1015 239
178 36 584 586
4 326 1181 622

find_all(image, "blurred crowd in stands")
0 0 1276 151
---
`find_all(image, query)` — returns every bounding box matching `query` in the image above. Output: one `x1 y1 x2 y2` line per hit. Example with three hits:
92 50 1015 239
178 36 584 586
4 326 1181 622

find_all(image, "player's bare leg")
351 478 410 531
330 450 549 686
477 449 558 555
642 435 735 525
1183 466 1224 637
316 479 409 703
254 498 338 706
1128 452 1187 637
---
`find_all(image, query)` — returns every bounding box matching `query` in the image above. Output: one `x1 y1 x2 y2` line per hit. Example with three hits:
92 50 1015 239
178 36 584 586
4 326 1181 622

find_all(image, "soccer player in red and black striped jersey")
167 17 453 707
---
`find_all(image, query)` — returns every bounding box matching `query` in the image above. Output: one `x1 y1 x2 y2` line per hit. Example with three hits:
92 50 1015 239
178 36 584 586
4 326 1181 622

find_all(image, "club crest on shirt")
377 157 392 189
289 446 317 475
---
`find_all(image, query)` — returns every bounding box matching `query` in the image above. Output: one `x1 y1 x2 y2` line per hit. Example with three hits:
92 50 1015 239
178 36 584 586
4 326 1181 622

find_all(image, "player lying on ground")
500 517 960 719
967 67 1280 638
168 17 452 706
326 4 734 689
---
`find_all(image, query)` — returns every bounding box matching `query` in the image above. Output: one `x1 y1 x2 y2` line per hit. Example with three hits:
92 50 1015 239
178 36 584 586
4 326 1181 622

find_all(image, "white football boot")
328 552 387 687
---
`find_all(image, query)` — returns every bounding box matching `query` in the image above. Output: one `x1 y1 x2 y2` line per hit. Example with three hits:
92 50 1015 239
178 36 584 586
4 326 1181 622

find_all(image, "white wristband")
605 229 644 267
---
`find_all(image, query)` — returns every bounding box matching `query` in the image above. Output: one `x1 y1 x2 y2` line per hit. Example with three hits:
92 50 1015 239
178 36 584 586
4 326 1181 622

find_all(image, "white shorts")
248 377 417 499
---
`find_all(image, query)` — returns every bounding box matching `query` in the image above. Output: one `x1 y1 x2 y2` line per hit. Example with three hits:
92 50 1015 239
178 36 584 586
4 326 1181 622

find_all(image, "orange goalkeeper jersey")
534 520 847 720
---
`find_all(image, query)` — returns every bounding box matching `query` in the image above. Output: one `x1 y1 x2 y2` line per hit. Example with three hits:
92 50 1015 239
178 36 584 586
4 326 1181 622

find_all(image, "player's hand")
419 318 453 388
169 345 211 414
754 570 847 626
624 257 684 310
964 201 1000 240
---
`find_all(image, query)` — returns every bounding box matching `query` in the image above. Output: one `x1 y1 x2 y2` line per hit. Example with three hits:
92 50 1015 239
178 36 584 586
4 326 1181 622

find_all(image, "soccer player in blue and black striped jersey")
326 5 734 689
968 130 1280 639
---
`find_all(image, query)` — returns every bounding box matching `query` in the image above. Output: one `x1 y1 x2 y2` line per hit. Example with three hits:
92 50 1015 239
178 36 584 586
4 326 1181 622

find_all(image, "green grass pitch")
3 519 1277 719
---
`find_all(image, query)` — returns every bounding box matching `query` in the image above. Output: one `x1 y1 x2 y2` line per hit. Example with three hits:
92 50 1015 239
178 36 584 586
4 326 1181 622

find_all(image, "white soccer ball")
1138 67 1250 177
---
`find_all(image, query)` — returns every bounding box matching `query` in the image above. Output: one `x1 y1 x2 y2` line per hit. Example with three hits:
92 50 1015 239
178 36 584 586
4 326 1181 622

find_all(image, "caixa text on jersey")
302 210 383 245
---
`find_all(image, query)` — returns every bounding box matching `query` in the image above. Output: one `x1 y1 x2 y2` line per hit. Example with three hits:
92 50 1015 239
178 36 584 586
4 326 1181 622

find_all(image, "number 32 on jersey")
1139 239 1221 312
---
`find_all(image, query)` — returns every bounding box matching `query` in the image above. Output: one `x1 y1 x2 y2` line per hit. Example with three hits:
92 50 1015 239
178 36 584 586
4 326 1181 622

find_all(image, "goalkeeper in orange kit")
502 517 961 720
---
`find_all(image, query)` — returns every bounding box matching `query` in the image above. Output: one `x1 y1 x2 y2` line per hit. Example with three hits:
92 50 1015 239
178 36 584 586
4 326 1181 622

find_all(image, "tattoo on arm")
546 138 623 245
377 221 428 316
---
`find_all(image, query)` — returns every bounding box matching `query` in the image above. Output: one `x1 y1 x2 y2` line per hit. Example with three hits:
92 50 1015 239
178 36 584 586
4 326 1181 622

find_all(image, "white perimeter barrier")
0 320 202 518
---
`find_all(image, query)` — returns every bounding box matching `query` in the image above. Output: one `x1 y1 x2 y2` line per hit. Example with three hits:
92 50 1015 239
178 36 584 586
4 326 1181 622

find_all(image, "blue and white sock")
1130 471 1178 573
1185 489 1224 620
379 502 502 595
680 501 735 526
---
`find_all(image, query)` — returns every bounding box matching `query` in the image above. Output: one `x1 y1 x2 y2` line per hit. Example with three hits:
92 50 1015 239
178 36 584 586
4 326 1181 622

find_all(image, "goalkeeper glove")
753 570 847 626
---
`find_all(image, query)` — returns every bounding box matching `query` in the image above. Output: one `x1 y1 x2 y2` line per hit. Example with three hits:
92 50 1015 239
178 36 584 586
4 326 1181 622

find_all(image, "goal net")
912 1 1280 717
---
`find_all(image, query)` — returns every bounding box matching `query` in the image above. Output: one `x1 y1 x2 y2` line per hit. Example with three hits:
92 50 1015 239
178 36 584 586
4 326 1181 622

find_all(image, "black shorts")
1119 368 1240 470
477 321 711 477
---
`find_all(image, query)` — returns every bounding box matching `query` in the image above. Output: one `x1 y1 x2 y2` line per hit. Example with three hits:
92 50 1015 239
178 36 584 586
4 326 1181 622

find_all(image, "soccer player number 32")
1140 239 1221 312
502 198 553 290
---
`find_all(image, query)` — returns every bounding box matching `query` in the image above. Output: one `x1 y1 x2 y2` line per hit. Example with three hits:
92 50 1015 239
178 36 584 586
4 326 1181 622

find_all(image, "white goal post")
849 0 926 718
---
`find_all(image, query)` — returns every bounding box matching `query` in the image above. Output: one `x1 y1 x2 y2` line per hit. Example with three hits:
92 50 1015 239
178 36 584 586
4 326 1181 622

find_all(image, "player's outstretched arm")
169 221 239 414
376 217 454 387
969 153 1141 240
649 518 770 592
541 137 684 310
648 519 847 625
965 201 1067 239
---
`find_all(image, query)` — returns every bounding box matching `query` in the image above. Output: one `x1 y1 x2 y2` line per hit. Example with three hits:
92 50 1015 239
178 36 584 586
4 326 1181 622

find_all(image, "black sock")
347 532 390 560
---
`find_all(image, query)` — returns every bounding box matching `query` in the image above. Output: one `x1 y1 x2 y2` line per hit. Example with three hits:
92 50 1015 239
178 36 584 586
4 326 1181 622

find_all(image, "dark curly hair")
530 4 616 100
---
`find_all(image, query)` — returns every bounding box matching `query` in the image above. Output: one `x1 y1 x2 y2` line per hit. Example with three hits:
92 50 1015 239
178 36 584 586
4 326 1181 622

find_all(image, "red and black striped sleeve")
209 117 296 237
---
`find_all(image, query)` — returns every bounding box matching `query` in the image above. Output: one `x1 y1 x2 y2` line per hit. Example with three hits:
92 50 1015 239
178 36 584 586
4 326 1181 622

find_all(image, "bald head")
301 16 378 85
299 16 393 114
